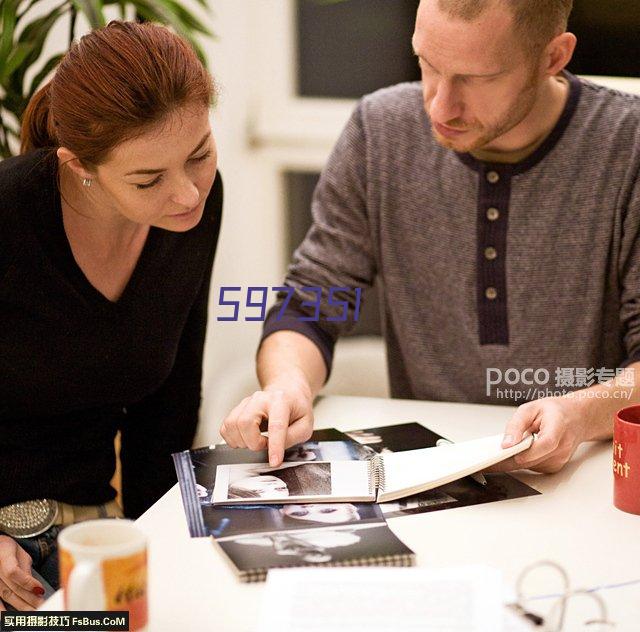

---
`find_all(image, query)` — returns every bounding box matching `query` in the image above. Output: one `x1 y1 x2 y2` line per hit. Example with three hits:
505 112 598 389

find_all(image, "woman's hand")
221 380 314 467
0 535 45 611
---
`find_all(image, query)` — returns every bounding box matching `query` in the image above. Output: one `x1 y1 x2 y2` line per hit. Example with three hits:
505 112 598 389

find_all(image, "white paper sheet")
379 434 534 502
256 566 504 632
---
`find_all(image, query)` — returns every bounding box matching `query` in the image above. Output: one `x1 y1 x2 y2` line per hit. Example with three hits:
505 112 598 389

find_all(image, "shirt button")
486 207 500 221
486 171 500 184
485 286 498 300
484 247 497 261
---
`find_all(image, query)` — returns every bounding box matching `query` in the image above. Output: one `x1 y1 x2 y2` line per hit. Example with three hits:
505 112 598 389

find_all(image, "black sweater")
0 149 222 518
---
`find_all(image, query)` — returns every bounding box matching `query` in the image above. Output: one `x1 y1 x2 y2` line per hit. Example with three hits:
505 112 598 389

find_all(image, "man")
221 0 640 473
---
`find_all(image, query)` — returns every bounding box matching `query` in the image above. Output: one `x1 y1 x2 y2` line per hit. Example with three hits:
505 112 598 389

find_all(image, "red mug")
613 405 640 515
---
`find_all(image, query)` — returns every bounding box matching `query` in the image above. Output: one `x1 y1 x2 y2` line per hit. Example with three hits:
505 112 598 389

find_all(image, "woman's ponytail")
20 81 57 154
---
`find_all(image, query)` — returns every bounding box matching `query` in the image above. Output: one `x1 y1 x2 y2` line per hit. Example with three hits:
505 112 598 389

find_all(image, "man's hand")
491 395 590 473
492 364 639 473
220 380 314 467
0 535 45 611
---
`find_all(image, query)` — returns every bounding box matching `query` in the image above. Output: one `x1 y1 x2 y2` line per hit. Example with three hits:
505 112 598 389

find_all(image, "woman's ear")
56 147 95 181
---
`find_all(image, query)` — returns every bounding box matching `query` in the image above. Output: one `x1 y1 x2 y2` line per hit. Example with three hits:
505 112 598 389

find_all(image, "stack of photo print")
173 424 539 582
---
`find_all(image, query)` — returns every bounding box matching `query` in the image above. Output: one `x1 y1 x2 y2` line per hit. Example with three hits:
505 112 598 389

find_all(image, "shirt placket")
477 166 511 345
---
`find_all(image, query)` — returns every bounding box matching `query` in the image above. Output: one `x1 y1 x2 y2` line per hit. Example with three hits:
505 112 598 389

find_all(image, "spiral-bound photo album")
172 428 415 582
173 424 539 582
211 434 535 505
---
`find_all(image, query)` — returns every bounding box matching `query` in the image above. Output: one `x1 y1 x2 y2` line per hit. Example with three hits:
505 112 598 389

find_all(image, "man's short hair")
437 0 574 51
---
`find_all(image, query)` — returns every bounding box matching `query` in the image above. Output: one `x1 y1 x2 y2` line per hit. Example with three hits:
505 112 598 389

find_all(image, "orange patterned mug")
58 519 148 631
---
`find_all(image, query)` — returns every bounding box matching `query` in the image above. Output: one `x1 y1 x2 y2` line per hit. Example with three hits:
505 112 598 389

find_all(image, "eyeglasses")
507 560 617 631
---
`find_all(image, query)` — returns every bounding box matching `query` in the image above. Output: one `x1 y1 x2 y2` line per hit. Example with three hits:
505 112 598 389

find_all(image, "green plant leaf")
157 0 213 36
0 0 20 64
71 0 106 29
1 90 28 124
16 2 66 45
1 85 26 113
8 3 67 95
132 0 211 35
131 0 210 66
183 0 210 11
1 43 33 85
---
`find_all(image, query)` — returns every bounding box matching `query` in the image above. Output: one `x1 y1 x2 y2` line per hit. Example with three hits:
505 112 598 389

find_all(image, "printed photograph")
202 501 384 539
380 490 457 518
174 429 375 537
191 438 370 503
216 461 333 501
345 422 442 454
283 439 373 462
216 523 414 572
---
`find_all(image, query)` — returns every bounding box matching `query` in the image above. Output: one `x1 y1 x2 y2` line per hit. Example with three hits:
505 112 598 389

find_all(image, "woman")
0 20 221 608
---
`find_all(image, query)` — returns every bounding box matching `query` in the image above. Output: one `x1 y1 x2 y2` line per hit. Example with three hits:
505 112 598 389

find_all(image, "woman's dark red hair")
20 20 215 165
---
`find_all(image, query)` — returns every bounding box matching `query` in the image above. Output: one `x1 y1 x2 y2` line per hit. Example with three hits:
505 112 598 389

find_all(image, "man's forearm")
257 331 327 399
568 361 640 441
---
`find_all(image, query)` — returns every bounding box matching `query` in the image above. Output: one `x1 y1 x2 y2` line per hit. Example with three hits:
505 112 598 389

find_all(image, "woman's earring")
82 178 92 187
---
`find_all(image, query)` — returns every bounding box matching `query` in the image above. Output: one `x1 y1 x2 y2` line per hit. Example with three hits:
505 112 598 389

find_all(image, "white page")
379 434 534 502
257 566 504 632
212 460 373 504
331 460 374 498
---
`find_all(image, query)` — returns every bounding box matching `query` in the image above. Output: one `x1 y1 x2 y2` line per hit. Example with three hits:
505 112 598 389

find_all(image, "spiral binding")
376 455 386 494
239 552 416 583
367 454 386 498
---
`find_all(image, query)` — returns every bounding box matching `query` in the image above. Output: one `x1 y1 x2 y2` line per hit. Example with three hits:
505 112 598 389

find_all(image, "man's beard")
432 77 539 153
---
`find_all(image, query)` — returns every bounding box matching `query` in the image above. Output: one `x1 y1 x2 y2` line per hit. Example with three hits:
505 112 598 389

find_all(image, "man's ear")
56 147 95 180
544 31 577 77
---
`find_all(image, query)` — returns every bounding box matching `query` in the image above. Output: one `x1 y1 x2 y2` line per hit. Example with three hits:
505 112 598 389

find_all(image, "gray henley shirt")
262 72 640 405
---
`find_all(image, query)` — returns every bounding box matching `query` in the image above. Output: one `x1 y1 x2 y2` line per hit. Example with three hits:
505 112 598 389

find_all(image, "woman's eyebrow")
125 132 211 176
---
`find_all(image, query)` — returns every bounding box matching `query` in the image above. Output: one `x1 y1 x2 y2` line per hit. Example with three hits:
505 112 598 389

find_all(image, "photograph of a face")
216 462 333 501
202 501 384 539
216 523 414 576
191 437 370 505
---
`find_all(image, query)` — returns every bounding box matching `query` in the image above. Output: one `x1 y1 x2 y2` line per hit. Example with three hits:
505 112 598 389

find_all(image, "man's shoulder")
576 76 640 137
579 76 640 109
354 82 433 149
361 81 423 107
359 81 426 125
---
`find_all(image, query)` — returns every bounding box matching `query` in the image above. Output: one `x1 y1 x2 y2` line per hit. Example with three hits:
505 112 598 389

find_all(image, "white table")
43 395 640 630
